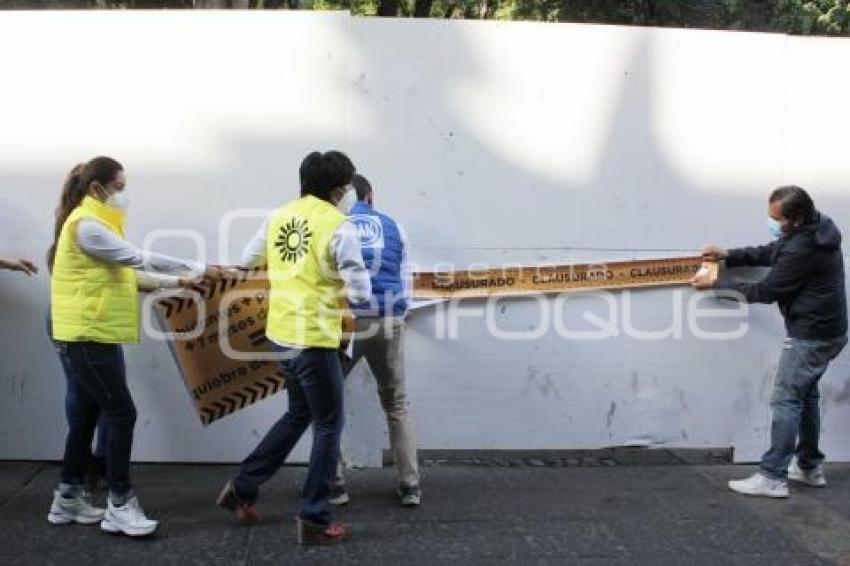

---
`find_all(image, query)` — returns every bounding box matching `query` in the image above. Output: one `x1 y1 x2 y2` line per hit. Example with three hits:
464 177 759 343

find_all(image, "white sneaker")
100 496 159 537
397 485 422 507
327 484 350 506
728 473 789 498
788 459 827 487
47 490 105 525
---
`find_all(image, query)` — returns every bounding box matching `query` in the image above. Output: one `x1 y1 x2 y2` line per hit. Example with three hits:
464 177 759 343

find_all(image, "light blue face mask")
766 217 783 239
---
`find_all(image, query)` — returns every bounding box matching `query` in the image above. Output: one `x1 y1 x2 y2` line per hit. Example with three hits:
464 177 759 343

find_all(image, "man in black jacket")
692 185 847 498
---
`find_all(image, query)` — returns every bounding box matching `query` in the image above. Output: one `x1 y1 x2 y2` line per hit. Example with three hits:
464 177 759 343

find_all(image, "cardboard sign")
156 269 357 426
155 268 283 426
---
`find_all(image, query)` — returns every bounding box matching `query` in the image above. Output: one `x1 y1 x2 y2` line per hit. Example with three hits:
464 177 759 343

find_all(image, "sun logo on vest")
275 217 312 263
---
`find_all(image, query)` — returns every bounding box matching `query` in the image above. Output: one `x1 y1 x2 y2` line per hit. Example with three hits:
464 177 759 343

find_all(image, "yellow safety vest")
265 195 346 348
51 196 140 344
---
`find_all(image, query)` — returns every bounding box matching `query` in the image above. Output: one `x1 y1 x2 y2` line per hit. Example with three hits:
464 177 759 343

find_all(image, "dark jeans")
233 345 345 526
48 314 108 462
58 341 137 498
57 346 109 462
761 334 848 479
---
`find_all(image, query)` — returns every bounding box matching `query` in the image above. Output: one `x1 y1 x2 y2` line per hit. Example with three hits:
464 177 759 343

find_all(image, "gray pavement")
1 455 850 565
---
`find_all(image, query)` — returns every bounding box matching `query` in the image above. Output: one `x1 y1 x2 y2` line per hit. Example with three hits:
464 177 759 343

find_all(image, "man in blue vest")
330 173 422 507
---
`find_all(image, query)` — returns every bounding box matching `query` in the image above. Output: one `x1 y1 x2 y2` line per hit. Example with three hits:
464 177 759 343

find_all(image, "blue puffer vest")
349 201 408 317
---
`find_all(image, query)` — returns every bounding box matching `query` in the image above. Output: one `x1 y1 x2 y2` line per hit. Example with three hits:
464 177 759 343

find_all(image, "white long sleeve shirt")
76 219 205 290
240 215 371 305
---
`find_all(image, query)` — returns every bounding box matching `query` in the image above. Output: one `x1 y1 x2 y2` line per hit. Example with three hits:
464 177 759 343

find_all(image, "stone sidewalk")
2 455 850 565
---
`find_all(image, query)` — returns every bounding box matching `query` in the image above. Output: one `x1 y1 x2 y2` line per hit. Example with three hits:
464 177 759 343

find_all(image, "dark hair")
351 174 372 202
47 156 124 271
299 150 355 201
769 185 816 225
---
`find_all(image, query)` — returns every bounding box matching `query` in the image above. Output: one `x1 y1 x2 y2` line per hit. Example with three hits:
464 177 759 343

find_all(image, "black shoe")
328 484 350 506
397 485 421 507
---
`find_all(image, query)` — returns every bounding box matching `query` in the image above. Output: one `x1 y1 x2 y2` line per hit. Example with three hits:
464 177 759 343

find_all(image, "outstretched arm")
0 257 38 276
76 219 207 277
714 246 809 304
724 241 780 268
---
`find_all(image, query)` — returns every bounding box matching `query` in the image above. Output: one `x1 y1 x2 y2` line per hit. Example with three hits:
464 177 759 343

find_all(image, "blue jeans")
761 334 848 480
58 342 137 498
48 314 108 461
233 345 345 526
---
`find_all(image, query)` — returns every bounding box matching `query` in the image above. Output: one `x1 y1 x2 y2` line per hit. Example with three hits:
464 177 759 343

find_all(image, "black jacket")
716 213 848 340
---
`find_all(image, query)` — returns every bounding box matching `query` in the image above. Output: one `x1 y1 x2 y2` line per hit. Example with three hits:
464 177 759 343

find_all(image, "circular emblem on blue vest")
351 214 385 249
275 217 312 263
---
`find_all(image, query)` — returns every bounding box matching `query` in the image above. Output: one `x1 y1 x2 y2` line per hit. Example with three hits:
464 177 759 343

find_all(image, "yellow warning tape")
412 256 717 299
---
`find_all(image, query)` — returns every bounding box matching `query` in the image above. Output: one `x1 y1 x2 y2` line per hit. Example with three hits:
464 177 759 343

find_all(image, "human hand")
0 257 38 276
177 277 199 289
700 245 727 262
690 266 715 290
204 264 241 279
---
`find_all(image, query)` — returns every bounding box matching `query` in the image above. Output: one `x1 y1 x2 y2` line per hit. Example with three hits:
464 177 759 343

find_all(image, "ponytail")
47 164 86 272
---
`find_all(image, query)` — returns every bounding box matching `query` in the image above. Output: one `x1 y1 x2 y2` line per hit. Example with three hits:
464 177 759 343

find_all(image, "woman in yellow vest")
47 156 211 537
216 151 371 545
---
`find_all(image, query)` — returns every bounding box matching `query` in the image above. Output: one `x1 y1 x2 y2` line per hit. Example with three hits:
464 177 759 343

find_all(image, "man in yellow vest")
217 150 370 545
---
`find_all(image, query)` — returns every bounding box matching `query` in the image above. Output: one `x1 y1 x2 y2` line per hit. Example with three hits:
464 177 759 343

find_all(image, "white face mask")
106 191 130 211
336 187 357 215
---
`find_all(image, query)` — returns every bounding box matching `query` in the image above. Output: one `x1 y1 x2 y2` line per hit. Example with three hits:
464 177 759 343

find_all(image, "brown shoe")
295 516 348 545
216 481 260 525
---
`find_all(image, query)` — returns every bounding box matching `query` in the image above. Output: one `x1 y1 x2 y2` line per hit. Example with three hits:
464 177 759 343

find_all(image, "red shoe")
237 503 261 525
295 516 348 545
216 481 260 525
